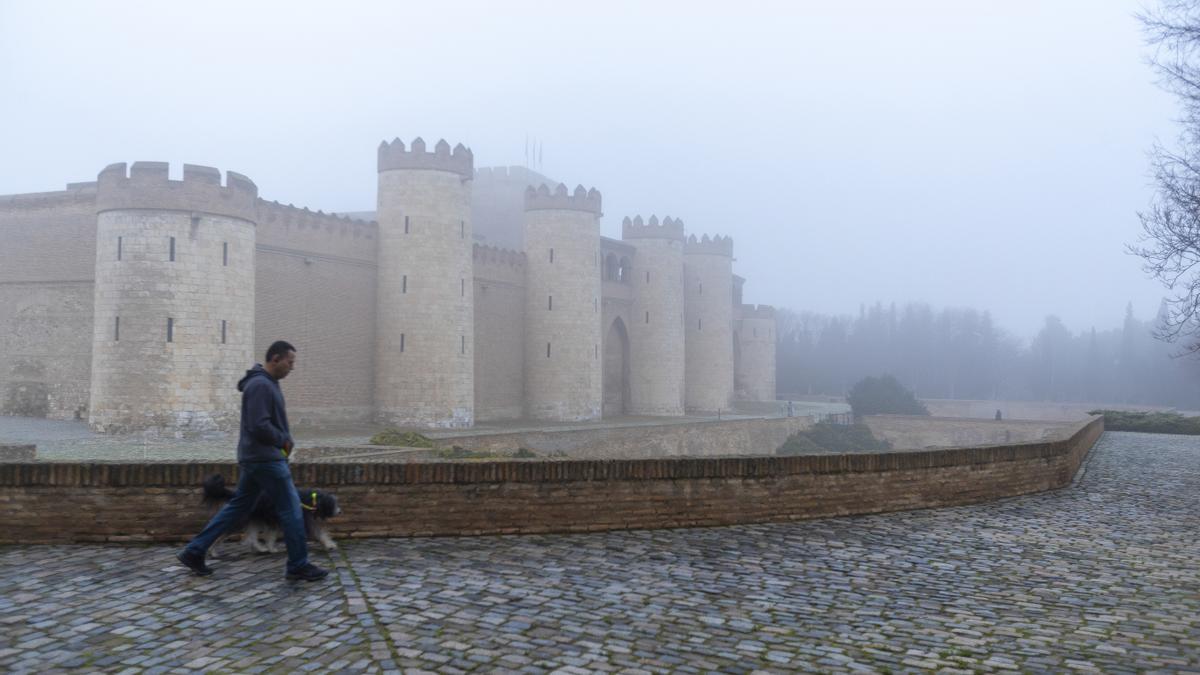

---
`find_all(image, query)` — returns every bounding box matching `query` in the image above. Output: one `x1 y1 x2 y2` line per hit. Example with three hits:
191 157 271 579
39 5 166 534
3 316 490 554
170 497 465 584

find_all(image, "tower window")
645 311 650 324
400 333 405 352
547 342 551 358
646 271 650 283
169 237 175 262
402 275 407 293
548 295 553 311
698 318 702 331
461 278 465 297
114 316 119 341
117 236 122 261
461 335 466 354
404 216 410 234
167 318 174 343
699 283 703 295
550 248 554 263
461 220 465 238
223 242 228 266
222 319 227 344
595 344 598 359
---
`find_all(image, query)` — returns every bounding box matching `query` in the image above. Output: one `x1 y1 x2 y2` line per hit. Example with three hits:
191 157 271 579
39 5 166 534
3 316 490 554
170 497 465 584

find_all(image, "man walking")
176 340 328 582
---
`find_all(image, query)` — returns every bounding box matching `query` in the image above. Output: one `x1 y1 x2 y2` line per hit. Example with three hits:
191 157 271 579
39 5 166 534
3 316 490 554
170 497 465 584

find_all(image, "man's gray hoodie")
237 364 293 463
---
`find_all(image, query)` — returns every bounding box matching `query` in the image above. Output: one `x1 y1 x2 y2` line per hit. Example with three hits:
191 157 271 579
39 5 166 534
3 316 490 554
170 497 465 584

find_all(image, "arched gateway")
603 317 631 417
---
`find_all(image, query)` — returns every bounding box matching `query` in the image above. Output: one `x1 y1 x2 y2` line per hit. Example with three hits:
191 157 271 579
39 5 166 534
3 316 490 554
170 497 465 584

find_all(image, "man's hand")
282 439 294 459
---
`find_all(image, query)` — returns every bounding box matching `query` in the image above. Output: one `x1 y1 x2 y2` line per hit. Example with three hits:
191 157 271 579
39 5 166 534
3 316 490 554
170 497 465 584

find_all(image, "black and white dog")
201 474 341 557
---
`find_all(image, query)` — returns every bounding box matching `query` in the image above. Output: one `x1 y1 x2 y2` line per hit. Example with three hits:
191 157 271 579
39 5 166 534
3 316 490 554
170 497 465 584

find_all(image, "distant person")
787 400 794 418
176 340 329 582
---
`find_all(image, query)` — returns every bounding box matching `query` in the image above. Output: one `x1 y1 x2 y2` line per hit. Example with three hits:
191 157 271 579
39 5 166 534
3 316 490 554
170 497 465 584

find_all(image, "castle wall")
684 236 735 412
375 139 475 427
735 304 777 402
0 186 98 419
254 201 378 426
473 245 527 421
89 162 257 432
524 184 603 421
624 217 686 416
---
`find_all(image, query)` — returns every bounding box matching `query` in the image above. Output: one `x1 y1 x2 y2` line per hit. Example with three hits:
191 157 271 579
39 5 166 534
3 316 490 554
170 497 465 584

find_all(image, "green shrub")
777 422 892 455
369 429 436 447
847 375 929 417
1088 409 1200 435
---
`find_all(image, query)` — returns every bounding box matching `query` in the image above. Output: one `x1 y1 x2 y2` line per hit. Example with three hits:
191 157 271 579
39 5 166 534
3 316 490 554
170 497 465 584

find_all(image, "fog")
0 0 1177 340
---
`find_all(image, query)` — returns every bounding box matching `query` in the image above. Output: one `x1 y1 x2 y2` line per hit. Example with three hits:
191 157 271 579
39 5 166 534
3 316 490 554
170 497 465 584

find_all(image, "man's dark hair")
265 340 296 363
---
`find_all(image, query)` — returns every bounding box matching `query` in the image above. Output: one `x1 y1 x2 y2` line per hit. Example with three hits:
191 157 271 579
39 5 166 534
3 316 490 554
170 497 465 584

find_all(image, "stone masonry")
0 138 776 431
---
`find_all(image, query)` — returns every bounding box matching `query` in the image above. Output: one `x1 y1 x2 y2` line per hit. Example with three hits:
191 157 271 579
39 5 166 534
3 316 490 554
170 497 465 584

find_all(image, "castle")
0 138 776 431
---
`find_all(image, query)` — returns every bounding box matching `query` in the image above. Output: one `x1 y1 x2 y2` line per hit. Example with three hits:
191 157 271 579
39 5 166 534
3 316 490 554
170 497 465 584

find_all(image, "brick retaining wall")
0 417 1103 544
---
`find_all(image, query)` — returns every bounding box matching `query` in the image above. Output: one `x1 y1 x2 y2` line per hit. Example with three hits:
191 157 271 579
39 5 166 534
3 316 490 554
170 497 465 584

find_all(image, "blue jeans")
185 460 309 573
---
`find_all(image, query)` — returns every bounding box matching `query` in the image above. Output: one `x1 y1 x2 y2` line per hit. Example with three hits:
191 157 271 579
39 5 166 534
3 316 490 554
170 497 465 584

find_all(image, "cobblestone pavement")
2 431 1198 673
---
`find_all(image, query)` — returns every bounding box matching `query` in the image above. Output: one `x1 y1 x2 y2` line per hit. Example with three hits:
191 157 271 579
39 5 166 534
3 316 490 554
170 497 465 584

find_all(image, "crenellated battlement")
740 304 776 320
473 243 527 268
622 215 685 242
524 183 602 215
377 137 473 177
684 233 734 257
95 161 258 223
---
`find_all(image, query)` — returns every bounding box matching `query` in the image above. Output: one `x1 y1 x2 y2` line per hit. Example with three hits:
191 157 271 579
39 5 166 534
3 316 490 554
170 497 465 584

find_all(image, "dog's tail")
202 474 235 506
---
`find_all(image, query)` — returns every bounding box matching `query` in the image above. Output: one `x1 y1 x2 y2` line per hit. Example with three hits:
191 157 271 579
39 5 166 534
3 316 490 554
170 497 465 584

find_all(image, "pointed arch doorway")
603 317 631 417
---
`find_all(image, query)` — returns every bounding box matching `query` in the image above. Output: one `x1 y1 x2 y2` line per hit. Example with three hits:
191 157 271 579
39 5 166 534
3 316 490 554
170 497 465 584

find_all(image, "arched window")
605 253 618 281
618 257 632 284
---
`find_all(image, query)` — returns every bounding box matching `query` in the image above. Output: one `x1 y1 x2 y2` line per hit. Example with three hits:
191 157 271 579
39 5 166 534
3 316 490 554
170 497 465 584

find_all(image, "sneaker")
285 563 329 582
176 549 213 577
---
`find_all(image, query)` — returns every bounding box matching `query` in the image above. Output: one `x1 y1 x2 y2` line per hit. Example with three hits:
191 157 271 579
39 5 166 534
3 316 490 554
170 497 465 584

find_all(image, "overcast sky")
0 0 1179 341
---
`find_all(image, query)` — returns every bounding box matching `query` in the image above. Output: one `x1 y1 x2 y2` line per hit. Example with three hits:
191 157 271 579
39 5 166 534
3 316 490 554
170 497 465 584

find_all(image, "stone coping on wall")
0 417 1098 486
0 417 1102 543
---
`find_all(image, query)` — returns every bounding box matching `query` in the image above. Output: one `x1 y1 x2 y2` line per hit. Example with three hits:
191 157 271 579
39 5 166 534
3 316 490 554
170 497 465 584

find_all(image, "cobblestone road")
1 431 1198 673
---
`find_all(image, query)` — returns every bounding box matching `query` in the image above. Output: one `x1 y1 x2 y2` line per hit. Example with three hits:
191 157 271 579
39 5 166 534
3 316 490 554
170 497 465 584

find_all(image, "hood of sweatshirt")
237 364 274 392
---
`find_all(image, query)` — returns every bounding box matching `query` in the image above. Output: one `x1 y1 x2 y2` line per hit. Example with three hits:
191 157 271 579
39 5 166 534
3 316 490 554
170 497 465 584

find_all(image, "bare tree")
1134 1 1200 353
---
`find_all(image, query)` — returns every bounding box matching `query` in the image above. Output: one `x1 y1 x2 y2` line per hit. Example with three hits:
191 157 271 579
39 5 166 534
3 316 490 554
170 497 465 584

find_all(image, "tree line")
775 302 1200 409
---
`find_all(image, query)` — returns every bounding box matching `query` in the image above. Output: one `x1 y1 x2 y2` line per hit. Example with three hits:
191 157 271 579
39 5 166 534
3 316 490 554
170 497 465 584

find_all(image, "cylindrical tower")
375 137 475 428
89 162 257 432
683 234 735 413
623 215 685 416
735 304 777 402
524 183 603 421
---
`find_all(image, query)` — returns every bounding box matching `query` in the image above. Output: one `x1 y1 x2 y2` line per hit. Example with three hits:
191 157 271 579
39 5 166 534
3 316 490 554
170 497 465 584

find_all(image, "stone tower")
683 234 735 412
375 137 475 428
523 183 603 421
623 215 686 416
735 305 777 401
89 162 257 432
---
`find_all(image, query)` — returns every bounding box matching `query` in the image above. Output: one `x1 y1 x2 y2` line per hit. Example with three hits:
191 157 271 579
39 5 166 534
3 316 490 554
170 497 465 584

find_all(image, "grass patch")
368 429 436 447
1088 409 1200 435
777 421 891 455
